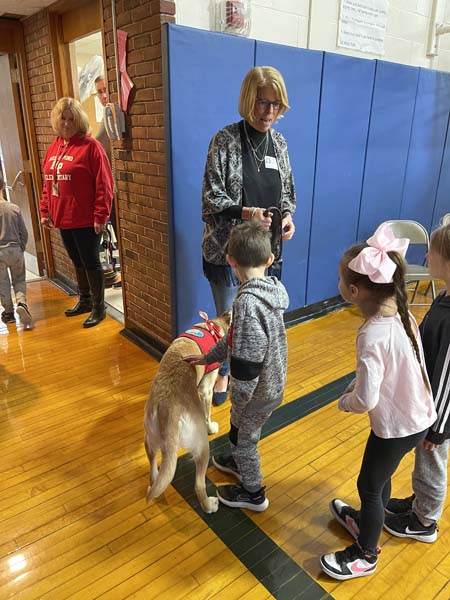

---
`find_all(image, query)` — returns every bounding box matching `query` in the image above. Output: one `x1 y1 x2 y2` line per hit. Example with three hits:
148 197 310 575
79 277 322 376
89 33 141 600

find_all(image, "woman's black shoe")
65 299 92 317
83 305 106 328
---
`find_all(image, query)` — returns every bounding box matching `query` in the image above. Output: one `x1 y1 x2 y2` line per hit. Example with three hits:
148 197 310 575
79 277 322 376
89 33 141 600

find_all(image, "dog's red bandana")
179 316 223 373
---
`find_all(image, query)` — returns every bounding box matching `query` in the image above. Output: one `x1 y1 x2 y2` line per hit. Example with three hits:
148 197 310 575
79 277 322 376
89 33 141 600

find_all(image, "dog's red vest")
179 320 223 373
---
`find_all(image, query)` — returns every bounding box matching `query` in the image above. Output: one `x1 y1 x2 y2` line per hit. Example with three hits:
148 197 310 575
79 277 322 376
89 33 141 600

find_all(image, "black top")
420 291 450 444
219 121 282 220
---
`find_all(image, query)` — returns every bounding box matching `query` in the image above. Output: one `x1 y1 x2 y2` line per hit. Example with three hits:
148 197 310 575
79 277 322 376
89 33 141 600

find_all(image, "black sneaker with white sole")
320 543 378 580
329 498 360 540
16 303 34 329
217 484 269 512
385 493 415 515
1 311 15 323
212 454 241 481
384 510 437 543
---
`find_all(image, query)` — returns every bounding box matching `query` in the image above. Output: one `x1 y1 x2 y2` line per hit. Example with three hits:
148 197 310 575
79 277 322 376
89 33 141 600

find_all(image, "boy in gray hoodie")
0 173 33 328
184 221 289 511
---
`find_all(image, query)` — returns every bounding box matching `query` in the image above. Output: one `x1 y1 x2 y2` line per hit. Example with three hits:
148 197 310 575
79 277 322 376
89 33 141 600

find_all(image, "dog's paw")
207 421 219 435
202 496 219 513
146 485 152 502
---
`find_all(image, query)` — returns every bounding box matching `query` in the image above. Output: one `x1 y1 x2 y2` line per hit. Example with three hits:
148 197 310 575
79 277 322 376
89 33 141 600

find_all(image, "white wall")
175 0 450 71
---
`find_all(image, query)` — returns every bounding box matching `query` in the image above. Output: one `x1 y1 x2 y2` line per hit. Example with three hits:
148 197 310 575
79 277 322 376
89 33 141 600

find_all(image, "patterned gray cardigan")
201 121 296 266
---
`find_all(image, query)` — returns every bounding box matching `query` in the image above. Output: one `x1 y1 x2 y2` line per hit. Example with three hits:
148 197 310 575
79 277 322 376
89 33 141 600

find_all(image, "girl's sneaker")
320 543 378 580
216 484 268 512
329 498 360 540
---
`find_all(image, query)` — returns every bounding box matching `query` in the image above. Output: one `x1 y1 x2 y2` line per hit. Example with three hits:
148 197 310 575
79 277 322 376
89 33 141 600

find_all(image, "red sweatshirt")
40 134 113 229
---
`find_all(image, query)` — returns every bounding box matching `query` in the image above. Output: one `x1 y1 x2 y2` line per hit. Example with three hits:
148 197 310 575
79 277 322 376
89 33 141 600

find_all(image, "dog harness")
180 319 223 373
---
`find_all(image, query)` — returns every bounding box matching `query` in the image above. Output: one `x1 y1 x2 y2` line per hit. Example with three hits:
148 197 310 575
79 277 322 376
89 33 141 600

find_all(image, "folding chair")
384 220 436 306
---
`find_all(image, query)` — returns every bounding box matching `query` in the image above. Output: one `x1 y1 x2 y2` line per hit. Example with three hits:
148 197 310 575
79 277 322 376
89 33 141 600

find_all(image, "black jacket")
420 291 450 444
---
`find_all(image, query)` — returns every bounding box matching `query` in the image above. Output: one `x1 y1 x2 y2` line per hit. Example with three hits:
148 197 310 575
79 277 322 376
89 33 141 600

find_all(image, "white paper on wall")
338 0 389 55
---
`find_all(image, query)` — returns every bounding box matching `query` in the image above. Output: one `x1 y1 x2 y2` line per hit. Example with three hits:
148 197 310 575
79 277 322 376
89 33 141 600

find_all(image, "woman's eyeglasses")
256 99 281 111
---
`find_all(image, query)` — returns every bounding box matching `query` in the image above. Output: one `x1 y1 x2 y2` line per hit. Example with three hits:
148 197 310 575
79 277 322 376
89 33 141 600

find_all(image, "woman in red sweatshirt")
40 97 113 327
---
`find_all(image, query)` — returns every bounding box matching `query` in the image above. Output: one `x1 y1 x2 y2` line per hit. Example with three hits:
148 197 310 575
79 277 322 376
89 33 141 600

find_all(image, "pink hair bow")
348 223 409 284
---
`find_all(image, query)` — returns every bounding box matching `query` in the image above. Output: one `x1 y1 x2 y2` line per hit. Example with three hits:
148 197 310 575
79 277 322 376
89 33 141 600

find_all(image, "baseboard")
120 327 166 361
284 296 346 328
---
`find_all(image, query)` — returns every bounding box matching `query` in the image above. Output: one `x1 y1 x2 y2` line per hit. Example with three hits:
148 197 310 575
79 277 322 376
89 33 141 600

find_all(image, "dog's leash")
263 207 283 263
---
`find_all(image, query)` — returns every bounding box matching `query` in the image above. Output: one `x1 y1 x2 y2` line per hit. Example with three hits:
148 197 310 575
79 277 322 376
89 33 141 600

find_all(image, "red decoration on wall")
117 29 134 112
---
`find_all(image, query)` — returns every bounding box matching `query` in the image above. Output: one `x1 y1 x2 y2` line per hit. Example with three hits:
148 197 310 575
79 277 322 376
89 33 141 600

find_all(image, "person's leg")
0 249 14 315
412 440 449 524
69 227 105 328
8 248 33 327
357 430 425 553
208 278 239 403
216 406 271 511
60 229 93 316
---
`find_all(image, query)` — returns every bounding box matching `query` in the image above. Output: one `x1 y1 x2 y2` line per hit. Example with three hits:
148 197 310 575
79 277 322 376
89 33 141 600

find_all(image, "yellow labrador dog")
144 311 231 513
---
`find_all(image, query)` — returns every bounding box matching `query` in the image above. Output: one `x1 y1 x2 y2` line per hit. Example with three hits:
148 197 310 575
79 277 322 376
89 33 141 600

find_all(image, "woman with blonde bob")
40 97 113 328
201 66 296 406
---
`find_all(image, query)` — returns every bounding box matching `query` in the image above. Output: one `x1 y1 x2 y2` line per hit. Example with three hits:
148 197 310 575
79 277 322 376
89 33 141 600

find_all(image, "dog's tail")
146 403 181 500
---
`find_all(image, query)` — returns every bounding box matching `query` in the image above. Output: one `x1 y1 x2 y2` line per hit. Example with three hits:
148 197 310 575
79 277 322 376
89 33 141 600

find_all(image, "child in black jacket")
384 223 450 542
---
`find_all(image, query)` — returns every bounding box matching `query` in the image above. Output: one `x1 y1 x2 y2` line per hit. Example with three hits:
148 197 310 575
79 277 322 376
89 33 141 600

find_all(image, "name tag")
265 156 278 170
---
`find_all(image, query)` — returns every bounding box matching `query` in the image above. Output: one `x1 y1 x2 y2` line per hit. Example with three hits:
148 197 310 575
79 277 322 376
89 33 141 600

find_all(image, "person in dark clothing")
184 221 289 512
384 223 450 543
201 65 296 406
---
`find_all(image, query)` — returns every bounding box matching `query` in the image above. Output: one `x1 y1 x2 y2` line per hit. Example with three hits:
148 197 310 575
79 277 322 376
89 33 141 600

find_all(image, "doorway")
0 53 44 281
49 1 124 316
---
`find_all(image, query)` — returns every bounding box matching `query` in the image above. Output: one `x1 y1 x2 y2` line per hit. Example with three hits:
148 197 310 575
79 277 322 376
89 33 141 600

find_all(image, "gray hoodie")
206 276 289 415
0 201 28 251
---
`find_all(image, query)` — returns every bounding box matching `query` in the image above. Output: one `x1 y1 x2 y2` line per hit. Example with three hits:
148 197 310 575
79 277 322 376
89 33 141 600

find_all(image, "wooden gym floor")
1 279 449 599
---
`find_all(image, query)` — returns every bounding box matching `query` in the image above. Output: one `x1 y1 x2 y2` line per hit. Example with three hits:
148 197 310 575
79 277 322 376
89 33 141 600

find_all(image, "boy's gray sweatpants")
412 440 450 524
230 384 282 493
0 246 26 312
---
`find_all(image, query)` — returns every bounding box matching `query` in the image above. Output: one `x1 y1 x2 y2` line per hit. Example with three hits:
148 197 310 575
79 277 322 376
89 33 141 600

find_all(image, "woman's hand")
40 217 54 229
282 213 295 240
183 354 207 366
252 208 272 230
94 221 106 235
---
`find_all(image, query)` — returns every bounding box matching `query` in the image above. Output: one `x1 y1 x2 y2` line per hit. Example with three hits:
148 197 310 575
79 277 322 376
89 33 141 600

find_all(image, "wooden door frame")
0 18 54 276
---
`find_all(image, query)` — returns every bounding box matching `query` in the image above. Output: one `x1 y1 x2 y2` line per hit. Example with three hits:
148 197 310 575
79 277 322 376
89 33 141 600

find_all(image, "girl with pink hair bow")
320 223 436 582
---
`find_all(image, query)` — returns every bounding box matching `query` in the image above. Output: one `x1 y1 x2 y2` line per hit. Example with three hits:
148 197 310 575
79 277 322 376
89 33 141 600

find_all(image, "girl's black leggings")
357 428 427 553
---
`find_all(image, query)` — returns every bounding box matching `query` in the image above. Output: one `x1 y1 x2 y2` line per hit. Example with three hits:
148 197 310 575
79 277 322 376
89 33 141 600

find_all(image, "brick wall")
102 0 176 348
23 10 74 280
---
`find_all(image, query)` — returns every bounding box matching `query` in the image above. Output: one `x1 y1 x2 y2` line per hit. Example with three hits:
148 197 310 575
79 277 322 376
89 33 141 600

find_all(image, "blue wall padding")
307 53 375 305
166 25 255 333
400 69 450 230
166 24 450 335
255 41 323 309
433 118 450 228
357 61 419 241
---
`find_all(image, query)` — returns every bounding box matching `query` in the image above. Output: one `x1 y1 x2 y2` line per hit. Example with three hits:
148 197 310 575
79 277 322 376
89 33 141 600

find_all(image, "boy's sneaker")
385 493 415 515
1 311 15 323
329 498 360 540
16 303 34 329
384 510 437 543
217 484 269 512
320 543 378 580
212 455 241 481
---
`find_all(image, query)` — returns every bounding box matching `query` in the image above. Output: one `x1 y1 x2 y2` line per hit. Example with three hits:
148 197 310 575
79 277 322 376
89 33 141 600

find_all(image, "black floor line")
171 372 355 599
